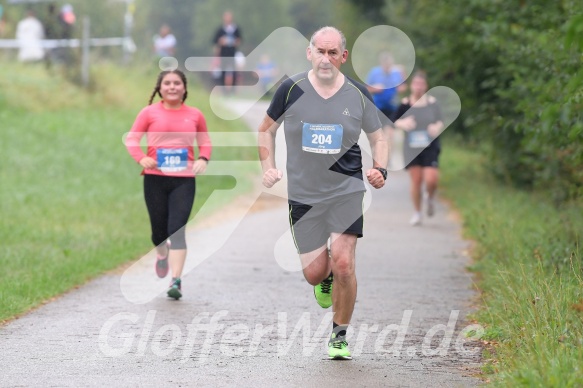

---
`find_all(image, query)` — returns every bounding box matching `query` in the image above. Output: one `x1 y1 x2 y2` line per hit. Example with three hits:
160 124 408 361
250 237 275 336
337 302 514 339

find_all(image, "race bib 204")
302 123 343 154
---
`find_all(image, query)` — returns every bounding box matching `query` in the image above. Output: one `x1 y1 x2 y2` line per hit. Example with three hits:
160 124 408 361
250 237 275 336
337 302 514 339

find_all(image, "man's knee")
303 268 328 286
299 245 329 285
331 253 355 279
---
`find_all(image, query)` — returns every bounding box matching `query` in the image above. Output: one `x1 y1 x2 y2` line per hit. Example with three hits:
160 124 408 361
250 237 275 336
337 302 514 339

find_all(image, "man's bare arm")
365 128 389 189
367 128 389 169
257 114 283 188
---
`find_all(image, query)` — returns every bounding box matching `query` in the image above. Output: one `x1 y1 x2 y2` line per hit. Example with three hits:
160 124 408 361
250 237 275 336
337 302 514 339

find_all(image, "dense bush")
365 0 583 201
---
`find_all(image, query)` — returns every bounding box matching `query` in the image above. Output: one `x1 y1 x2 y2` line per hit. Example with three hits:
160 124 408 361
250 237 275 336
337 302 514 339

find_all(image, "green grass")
440 142 583 386
0 60 259 322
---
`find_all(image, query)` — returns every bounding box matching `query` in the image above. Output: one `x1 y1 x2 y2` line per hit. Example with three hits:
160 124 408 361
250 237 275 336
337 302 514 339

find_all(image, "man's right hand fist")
262 168 283 188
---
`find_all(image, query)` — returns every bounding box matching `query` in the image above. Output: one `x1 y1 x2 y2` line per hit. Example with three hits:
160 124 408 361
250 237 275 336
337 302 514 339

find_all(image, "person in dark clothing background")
213 10 242 94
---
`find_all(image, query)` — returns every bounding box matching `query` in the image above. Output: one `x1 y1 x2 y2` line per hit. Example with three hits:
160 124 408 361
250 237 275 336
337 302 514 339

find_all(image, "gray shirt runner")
267 71 382 204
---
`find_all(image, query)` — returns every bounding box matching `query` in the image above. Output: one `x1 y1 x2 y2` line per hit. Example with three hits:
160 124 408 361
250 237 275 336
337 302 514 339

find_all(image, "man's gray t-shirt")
267 71 382 204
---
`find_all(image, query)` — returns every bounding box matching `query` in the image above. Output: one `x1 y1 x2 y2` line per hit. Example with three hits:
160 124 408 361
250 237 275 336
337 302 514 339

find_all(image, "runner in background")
392 71 444 226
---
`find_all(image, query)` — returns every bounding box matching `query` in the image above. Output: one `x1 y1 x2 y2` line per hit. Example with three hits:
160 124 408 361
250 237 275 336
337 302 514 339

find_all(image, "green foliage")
331 1 380 81
472 1 583 201
381 0 583 202
289 0 336 37
346 0 386 24
441 144 583 386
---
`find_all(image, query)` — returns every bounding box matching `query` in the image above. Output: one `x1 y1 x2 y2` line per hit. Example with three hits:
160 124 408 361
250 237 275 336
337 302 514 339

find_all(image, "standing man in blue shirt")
366 52 404 128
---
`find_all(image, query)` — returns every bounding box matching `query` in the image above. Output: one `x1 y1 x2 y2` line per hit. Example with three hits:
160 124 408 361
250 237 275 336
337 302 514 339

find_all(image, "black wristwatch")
374 167 388 181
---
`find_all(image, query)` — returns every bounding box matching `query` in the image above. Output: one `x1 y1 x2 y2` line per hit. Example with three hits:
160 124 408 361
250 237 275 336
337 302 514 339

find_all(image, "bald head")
309 26 346 52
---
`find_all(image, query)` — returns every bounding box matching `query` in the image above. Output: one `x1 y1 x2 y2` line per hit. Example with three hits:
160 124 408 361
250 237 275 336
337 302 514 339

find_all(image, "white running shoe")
410 212 422 226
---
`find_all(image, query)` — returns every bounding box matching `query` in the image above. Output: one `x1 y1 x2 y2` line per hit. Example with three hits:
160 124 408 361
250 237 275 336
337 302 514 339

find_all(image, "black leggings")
143 174 196 250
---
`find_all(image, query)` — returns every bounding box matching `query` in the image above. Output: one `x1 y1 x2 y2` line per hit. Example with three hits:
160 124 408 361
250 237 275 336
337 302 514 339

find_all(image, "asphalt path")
0 99 482 387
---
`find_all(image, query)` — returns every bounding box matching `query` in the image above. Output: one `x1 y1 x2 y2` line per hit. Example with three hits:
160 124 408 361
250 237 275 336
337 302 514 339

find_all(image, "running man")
257 26 388 360
393 70 444 226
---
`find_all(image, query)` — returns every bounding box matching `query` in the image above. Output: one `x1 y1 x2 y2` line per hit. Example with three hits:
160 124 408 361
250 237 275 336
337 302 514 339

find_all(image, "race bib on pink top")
157 148 187 172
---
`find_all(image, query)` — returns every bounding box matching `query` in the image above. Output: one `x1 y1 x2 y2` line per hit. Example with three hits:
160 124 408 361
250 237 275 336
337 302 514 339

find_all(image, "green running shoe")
328 333 352 360
167 277 182 300
314 273 333 308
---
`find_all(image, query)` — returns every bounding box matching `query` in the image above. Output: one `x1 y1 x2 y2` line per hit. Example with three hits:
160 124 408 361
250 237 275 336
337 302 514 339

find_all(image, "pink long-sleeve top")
126 102 212 177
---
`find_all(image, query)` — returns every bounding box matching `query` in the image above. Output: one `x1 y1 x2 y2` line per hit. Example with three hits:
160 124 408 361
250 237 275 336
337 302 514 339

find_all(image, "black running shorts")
288 192 365 254
405 145 440 169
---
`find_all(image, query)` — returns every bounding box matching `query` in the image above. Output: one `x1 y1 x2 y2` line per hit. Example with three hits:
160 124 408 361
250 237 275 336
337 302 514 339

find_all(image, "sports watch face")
375 167 388 180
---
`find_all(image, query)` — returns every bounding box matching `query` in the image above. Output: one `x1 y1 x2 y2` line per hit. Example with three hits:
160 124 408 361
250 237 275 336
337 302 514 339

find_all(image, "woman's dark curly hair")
148 69 188 105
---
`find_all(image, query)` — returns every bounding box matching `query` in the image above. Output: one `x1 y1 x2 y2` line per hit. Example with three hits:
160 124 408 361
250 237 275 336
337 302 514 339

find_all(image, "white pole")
81 16 90 87
122 0 133 64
